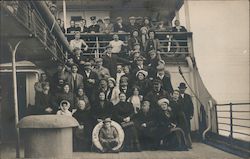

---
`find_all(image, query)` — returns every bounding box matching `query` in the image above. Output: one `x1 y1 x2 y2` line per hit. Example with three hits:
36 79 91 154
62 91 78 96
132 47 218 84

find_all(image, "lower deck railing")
216 102 250 142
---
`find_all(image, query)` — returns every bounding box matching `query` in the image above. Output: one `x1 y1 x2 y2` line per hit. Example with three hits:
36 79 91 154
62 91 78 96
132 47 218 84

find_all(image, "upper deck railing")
65 32 193 60
1 1 67 62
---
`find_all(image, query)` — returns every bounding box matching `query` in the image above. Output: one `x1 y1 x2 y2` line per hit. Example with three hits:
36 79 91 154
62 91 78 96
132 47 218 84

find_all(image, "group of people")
33 40 194 152
59 16 181 34
67 19 187 66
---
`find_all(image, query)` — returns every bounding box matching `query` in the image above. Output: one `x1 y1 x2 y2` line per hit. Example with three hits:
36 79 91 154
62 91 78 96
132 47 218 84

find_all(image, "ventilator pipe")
31 1 71 54
202 100 213 141
186 56 193 70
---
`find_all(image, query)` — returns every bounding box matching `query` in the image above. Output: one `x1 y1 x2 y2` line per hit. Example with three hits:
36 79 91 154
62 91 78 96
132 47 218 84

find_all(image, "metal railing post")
229 102 233 139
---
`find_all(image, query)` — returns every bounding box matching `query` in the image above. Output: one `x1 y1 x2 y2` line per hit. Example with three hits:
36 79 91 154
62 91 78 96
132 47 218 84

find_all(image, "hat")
135 56 145 61
71 63 78 68
149 49 156 54
133 42 140 46
60 100 70 107
97 19 103 23
156 64 165 71
116 17 122 21
159 60 165 65
136 70 148 78
84 62 92 68
120 81 128 87
140 26 148 32
108 77 116 85
153 79 162 85
104 16 110 20
178 82 187 89
103 118 112 123
129 16 136 20
137 16 143 20
106 44 113 49
95 58 103 63
90 16 96 20
157 98 169 106
50 4 57 8
120 76 128 82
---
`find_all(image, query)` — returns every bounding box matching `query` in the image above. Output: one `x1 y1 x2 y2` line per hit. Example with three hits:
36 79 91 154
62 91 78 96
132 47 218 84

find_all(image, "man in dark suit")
127 16 140 33
153 64 173 95
51 63 70 94
178 83 194 133
145 79 171 109
172 20 188 52
66 64 84 93
131 56 148 80
80 62 99 103
134 100 157 150
114 17 127 32
102 45 117 78
67 20 81 33
88 16 100 33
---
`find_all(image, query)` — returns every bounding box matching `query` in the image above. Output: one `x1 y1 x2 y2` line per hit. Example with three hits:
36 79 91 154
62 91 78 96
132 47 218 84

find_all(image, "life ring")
92 120 125 152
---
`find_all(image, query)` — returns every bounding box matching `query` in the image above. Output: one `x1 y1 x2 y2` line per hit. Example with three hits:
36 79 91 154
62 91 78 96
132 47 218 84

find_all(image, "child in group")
99 118 119 153
56 100 72 116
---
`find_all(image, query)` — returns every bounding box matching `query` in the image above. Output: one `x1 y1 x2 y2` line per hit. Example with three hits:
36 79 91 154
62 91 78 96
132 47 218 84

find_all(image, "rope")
178 65 203 106
172 46 203 106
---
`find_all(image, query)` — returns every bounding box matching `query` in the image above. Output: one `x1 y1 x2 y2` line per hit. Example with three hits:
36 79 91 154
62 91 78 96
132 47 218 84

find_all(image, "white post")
63 0 67 31
8 41 22 158
184 0 191 32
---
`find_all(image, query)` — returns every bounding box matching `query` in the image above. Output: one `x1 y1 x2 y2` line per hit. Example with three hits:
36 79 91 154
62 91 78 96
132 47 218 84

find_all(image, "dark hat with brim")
116 17 122 21
178 82 187 89
84 62 92 67
129 16 136 20
90 16 96 20
95 58 103 63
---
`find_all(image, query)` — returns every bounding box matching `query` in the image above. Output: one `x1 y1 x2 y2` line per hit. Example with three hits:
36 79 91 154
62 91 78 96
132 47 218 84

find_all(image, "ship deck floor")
0 142 242 159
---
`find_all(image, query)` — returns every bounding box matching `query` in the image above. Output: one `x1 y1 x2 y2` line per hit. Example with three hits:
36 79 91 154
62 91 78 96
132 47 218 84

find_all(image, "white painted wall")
167 66 198 131
179 0 250 104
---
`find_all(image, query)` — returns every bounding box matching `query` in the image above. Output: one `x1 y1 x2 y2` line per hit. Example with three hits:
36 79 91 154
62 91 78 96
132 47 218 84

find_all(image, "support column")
184 0 191 32
63 0 67 32
8 41 22 158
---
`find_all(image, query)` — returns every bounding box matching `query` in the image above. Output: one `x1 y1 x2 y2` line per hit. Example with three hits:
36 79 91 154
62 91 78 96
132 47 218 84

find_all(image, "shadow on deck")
0 142 242 159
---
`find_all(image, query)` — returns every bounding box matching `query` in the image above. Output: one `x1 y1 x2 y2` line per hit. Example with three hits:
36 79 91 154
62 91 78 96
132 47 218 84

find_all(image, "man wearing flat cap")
152 63 173 95
127 16 140 33
99 16 114 33
80 62 99 102
131 55 149 80
114 17 127 32
66 64 84 93
144 79 171 109
102 45 118 78
88 16 100 33
99 118 119 152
